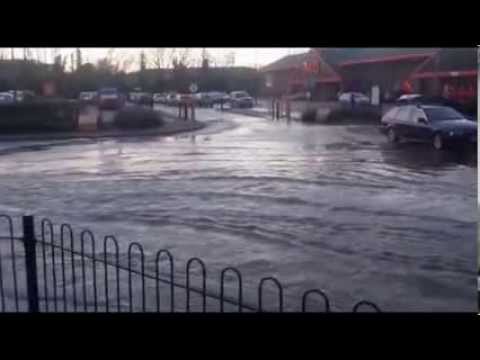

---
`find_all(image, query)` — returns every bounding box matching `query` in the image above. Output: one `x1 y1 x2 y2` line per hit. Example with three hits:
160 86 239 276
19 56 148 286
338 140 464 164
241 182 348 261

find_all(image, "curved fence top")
0 215 381 313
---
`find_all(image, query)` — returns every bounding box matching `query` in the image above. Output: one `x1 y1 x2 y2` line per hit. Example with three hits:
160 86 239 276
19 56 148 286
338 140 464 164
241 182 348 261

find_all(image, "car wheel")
387 127 399 143
433 133 444 150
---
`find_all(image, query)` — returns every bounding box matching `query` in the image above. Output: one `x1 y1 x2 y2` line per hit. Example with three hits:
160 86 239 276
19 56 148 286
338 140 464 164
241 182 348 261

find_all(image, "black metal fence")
0 214 381 313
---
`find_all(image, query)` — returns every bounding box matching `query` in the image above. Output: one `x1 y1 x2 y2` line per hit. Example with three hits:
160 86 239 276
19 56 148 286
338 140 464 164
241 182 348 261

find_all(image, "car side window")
385 107 400 119
396 106 413 122
413 109 426 123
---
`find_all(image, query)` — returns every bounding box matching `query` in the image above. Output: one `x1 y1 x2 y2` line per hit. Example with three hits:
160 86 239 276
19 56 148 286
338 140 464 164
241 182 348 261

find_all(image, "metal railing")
0 214 381 313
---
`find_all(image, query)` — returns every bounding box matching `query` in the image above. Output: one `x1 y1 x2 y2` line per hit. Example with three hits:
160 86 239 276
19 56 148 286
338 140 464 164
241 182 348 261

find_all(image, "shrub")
113 106 164 129
0 99 79 133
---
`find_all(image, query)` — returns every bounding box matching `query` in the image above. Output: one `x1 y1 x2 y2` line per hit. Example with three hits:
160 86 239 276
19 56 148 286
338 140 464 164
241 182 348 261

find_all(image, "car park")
380 104 477 150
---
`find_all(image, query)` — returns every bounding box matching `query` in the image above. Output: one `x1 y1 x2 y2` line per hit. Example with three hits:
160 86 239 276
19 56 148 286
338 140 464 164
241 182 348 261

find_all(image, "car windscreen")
99 89 117 95
424 107 464 122
234 92 248 98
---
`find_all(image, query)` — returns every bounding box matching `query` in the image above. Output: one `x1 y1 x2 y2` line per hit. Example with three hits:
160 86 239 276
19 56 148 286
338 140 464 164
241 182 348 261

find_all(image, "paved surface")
0 105 477 311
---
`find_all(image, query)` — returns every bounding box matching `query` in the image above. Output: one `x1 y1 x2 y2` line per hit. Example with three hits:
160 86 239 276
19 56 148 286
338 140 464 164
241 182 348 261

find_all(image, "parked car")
338 92 370 105
79 91 97 103
137 92 153 106
153 93 167 103
128 92 141 103
229 91 254 108
211 92 230 104
98 88 125 110
194 92 212 107
0 92 14 104
7 90 35 103
166 93 178 106
380 104 477 150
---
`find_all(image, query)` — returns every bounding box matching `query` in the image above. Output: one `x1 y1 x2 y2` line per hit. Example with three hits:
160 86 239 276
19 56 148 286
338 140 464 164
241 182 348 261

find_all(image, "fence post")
23 215 40 313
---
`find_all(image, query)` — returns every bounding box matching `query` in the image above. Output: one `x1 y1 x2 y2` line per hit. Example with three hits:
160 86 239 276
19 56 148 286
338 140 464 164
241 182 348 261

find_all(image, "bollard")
23 215 39 313
191 104 195 121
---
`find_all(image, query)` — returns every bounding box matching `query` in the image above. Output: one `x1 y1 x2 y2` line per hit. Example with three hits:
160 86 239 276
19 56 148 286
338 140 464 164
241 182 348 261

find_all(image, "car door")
392 106 413 138
409 108 433 141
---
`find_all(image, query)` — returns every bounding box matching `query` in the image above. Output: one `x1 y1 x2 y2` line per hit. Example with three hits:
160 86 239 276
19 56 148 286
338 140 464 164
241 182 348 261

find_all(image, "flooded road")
0 107 477 311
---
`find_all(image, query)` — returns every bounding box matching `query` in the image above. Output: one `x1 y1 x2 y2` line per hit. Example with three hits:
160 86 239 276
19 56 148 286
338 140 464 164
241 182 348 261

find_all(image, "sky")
3 48 310 72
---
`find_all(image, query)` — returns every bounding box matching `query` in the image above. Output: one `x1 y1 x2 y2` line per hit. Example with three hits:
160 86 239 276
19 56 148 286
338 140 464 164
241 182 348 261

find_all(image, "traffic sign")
189 83 199 93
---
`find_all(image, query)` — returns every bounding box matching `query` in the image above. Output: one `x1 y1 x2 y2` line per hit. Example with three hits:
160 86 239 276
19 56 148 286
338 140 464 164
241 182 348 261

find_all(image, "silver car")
0 92 14 104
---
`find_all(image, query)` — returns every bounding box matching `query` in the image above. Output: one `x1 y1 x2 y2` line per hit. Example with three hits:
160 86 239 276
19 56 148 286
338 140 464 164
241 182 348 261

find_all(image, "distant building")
261 48 478 106
260 51 341 100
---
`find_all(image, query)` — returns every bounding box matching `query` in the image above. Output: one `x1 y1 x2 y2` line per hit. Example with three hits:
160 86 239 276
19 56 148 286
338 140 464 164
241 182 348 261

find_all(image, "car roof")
393 104 456 112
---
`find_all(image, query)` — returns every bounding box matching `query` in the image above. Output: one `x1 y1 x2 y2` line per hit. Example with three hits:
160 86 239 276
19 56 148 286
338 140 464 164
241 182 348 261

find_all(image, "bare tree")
178 48 192 67
34 49 43 63
149 48 166 69
76 48 82 70
117 53 136 73
224 51 235 67
51 48 60 64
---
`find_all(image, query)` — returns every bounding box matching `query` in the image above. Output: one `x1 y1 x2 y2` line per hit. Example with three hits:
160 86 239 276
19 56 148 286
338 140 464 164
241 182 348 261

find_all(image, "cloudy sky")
4 48 310 71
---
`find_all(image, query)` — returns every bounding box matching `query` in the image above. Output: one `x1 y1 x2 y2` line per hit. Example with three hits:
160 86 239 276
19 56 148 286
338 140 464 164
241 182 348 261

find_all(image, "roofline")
339 53 437 67
289 76 341 85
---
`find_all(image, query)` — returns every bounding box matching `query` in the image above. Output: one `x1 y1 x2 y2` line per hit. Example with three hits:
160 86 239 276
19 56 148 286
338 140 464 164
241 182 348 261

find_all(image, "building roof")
261 51 341 81
413 48 478 73
317 48 440 68
261 52 313 72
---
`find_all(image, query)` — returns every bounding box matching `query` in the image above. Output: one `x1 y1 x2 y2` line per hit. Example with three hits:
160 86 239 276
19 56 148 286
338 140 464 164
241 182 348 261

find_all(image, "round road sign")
189 83 198 93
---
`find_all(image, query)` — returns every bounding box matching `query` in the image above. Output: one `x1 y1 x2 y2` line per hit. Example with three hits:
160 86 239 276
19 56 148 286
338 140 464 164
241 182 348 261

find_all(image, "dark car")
98 88 125 110
380 104 477 150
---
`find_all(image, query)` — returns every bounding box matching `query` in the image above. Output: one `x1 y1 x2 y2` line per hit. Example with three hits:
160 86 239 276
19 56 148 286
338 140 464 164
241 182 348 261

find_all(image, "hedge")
0 99 79 133
113 106 164 129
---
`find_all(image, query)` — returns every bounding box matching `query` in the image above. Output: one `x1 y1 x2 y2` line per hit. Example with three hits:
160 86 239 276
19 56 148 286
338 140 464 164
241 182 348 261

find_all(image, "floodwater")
0 106 477 311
